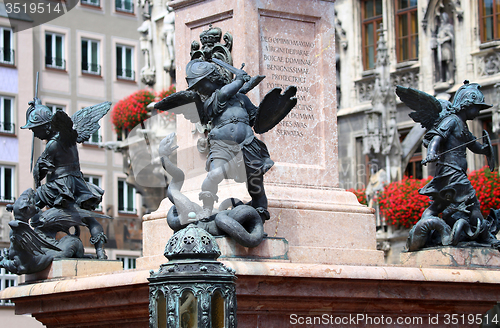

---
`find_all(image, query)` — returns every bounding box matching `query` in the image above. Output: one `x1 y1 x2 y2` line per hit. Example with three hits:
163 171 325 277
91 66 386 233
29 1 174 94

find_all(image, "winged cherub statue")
0 186 114 274
20 99 112 259
155 59 297 221
396 81 500 251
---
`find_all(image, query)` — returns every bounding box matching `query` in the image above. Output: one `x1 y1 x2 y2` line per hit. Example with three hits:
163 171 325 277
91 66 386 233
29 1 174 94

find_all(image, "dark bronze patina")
154 26 297 247
0 90 112 274
397 81 500 252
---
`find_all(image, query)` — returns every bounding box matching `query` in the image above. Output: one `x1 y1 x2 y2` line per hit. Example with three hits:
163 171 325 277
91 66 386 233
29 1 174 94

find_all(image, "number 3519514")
5 2 62 14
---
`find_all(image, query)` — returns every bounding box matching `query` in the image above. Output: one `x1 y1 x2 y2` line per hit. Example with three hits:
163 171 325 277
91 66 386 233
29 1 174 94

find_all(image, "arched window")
179 290 198 328
211 290 225 328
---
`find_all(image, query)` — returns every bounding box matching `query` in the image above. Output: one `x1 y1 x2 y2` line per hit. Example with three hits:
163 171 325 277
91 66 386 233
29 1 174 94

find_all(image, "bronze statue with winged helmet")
1 92 113 274
0 87 112 271
20 98 112 260
156 58 296 222
396 81 500 251
155 27 297 247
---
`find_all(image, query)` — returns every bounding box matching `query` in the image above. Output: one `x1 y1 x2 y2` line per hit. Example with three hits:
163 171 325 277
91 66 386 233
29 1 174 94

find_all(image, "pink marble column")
139 0 383 268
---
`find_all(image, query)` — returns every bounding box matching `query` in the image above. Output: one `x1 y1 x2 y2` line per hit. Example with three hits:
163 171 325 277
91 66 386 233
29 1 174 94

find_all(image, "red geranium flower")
111 89 156 133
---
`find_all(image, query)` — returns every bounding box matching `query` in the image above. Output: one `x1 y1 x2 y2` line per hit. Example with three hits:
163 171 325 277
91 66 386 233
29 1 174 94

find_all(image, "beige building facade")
0 1 146 325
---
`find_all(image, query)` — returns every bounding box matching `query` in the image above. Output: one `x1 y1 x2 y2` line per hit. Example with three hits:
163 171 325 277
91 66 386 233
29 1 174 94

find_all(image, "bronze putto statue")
0 93 112 274
155 26 297 247
397 81 500 251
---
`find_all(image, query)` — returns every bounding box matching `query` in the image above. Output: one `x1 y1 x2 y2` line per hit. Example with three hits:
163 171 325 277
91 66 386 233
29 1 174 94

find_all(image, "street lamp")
149 224 237 327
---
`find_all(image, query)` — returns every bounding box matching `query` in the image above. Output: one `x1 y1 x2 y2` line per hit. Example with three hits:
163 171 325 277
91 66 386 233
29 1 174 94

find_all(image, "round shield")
254 86 297 134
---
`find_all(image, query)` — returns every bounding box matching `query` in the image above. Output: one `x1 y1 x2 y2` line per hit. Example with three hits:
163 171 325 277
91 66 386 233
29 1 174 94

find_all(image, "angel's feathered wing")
396 86 450 130
9 220 61 256
154 90 208 125
254 86 297 134
34 206 112 236
71 102 112 143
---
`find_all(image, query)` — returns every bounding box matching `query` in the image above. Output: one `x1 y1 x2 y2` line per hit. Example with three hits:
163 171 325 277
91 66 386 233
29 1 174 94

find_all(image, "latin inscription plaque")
259 12 324 168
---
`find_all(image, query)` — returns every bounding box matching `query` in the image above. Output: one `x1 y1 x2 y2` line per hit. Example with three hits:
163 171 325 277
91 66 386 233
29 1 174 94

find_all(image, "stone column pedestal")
138 0 384 269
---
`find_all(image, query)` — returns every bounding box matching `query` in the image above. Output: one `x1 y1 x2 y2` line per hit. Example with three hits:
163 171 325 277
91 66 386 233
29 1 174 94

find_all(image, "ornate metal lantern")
148 224 237 328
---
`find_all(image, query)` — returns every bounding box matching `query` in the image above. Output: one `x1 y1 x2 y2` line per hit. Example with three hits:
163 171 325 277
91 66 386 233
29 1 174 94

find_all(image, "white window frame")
83 174 102 211
0 27 13 65
45 32 65 70
88 129 101 144
0 268 16 306
0 165 15 203
46 103 66 114
81 38 101 75
116 256 137 270
115 0 134 13
118 179 136 214
81 0 100 6
0 96 14 134
116 44 134 80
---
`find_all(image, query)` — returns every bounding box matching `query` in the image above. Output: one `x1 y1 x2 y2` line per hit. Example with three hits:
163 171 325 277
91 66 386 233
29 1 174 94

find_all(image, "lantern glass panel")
157 292 167 328
179 290 198 328
211 290 225 328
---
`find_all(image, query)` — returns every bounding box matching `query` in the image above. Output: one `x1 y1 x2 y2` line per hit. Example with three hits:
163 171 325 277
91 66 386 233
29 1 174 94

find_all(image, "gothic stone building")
335 0 500 262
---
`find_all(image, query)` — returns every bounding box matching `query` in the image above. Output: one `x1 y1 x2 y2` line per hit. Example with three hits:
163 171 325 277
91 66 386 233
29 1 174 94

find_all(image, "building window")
361 0 383 70
81 0 100 7
81 38 101 75
87 129 101 145
118 179 136 214
45 32 65 70
400 130 423 179
83 175 102 210
46 104 66 114
0 96 14 134
480 0 500 42
0 27 14 65
115 0 134 13
0 165 14 203
405 152 423 179
0 268 16 306
116 45 134 80
396 0 418 62
117 256 137 270
117 129 129 142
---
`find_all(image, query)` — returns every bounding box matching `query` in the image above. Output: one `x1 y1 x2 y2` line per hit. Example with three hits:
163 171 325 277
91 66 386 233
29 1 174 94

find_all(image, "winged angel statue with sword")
397 81 500 251
154 58 296 247
0 98 112 274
